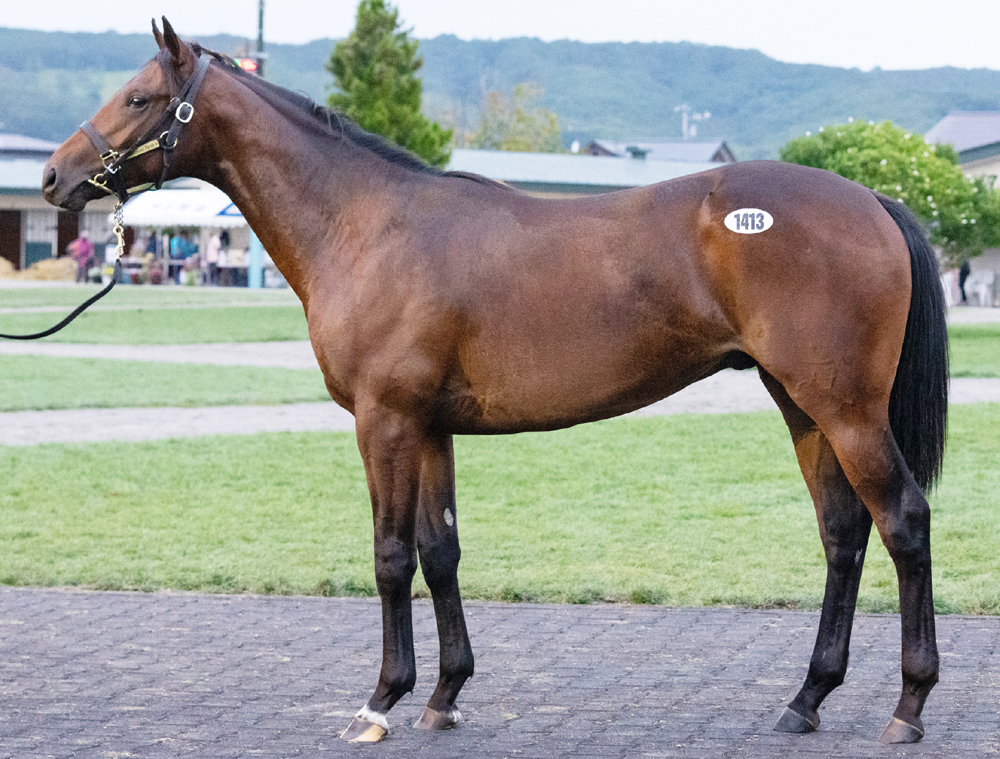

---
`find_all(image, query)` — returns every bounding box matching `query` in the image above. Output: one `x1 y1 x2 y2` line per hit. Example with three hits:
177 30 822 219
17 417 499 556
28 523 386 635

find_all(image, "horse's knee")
419 541 461 591
374 537 418 593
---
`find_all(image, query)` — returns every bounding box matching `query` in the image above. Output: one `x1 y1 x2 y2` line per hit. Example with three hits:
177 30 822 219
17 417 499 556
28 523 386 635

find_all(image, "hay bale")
19 257 77 281
0 258 15 279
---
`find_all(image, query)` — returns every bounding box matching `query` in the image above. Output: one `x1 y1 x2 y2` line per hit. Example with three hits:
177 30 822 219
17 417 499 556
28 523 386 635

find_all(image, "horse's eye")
128 96 148 108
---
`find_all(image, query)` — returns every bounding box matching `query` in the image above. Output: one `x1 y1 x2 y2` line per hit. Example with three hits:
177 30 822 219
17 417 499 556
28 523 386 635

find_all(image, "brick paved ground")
0 589 996 758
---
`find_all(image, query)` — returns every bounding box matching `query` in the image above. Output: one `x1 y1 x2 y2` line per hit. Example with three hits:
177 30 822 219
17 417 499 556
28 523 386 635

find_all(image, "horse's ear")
152 19 165 50
160 17 193 69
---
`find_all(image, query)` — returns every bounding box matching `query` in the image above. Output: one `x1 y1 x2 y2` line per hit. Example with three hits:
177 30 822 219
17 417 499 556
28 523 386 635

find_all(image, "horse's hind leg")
762 372 938 743
830 428 938 743
413 433 474 730
761 372 873 734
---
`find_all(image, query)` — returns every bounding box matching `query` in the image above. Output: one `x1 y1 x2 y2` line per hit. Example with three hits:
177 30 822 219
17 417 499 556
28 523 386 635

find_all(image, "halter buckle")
160 131 178 150
175 102 194 123
99 150 120 170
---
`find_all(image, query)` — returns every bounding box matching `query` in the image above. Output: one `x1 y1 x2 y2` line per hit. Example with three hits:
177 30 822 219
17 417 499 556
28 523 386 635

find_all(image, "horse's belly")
435 344 728 434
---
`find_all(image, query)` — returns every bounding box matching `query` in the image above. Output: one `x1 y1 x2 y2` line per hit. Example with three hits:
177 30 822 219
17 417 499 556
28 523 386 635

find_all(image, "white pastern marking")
724 208 773 234
356 705 389 729
443 508 454 527
451 707 463 723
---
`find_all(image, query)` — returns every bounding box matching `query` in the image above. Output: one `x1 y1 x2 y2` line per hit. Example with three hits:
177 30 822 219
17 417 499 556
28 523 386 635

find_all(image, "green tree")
781 120 1000 266
326 0 452 167
468 83 563 153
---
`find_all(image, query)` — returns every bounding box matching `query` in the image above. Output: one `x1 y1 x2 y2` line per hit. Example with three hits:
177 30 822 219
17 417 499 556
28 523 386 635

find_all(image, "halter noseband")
80 53 212 204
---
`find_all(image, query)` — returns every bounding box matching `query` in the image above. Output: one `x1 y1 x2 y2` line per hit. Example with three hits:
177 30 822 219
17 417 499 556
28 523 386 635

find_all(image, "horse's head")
43 17 209 211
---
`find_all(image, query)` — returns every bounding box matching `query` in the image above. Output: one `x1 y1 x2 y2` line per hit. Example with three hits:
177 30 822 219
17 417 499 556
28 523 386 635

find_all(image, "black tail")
875 193 949 490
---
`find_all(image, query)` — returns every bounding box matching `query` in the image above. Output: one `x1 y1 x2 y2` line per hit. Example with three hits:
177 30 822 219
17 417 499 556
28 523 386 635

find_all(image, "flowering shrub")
781 120 1000 267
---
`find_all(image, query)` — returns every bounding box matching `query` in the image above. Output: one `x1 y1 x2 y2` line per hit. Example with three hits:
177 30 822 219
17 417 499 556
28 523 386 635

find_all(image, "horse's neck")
193 86 411 302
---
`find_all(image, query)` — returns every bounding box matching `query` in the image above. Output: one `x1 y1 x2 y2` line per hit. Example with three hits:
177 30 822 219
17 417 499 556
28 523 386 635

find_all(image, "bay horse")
42 19 947 745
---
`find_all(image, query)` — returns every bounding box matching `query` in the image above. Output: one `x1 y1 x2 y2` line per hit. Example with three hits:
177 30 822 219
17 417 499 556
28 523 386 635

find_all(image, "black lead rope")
0 259 121 340
1 202 125 341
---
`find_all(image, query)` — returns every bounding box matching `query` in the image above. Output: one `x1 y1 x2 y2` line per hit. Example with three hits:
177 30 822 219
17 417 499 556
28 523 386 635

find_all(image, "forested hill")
4 26 1000 159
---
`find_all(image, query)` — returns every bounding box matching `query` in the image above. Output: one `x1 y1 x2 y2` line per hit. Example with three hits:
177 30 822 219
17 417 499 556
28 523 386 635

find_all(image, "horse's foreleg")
413 433 474 730
340 409 424 743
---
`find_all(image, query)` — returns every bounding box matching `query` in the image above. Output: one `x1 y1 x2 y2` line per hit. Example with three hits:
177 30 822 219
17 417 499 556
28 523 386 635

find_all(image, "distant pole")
248 230 264 290
256 0 265 78
674 103 711 140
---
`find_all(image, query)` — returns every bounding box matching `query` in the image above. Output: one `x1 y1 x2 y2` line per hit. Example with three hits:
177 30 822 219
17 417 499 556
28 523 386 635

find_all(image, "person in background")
205 231 221 286
959 260 971 304
67 231 94 283
170 233 197 284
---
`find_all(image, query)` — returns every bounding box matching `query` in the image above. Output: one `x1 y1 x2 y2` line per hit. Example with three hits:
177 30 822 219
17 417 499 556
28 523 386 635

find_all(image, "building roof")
583 140 736 163
447 149 718 194
0 158 48 193
118 186 246 228
0 133 61 159
924 112 1000 156
0 134 60 194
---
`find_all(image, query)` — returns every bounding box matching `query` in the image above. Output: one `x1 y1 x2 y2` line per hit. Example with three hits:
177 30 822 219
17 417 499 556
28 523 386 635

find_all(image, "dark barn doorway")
0 210 22 270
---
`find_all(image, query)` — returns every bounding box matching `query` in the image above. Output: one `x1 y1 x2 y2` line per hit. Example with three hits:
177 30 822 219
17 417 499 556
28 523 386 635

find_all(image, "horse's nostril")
43 166 57 191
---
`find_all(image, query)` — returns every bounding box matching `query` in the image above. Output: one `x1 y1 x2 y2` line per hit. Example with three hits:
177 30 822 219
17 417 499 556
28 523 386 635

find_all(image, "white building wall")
23 208 57 252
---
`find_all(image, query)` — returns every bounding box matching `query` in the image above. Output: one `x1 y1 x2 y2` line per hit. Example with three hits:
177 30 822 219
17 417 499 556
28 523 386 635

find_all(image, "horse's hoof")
414 705 462 730
773 706 819 733
340 715 388 743
879 716 924 744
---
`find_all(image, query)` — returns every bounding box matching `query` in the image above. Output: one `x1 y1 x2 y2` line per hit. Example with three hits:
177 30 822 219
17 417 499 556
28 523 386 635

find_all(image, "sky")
4 0 1000 72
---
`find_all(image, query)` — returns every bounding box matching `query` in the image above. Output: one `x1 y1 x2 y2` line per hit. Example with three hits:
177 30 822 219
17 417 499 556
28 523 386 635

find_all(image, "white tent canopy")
115 186 246 228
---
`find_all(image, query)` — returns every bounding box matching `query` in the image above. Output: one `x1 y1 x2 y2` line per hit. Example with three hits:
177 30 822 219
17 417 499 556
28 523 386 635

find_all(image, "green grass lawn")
0 355 328 412
949 323 1000 378
1 405 996 614
0 305 310 344
0 284 300 310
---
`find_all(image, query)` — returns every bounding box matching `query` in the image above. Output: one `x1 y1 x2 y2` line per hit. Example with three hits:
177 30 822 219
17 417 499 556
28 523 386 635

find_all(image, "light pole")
256 0 265 79
247 0 266 289
674 104 711 140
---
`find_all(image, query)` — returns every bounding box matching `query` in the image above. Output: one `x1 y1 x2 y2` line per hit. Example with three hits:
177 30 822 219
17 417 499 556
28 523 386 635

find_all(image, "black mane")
188 43 505 189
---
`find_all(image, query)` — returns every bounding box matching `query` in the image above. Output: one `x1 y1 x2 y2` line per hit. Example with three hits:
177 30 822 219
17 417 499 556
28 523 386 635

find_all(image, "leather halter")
80 53 212 203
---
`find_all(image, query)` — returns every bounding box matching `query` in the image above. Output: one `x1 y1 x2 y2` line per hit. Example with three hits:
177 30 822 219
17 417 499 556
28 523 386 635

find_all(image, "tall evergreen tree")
326 0 451 167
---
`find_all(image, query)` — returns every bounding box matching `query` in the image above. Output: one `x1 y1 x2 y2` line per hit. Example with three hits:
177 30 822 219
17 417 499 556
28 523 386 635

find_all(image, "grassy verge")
949 323 1000 378
0 305 309 344
1 405 996 614
0 356 328 411
0 284 300 310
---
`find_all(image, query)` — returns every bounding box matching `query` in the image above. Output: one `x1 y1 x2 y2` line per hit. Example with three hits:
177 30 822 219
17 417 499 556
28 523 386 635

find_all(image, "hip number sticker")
725 208 773 234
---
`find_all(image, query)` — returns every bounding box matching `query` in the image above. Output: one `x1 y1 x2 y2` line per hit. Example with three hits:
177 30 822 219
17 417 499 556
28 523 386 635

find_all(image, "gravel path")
2 339 999 445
